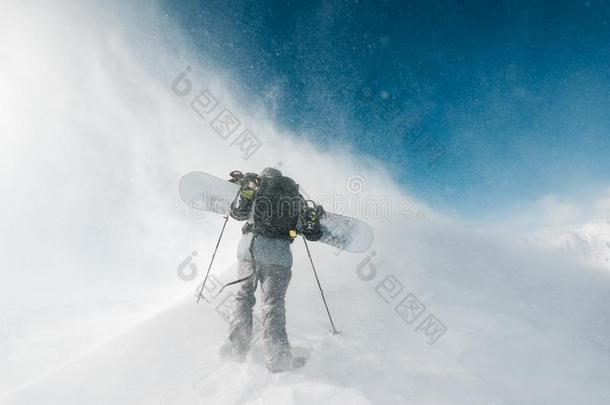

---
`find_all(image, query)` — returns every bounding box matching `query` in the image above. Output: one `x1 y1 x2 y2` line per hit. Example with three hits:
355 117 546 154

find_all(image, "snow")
1 1 609 404
3 220 610 404
527 219 610 270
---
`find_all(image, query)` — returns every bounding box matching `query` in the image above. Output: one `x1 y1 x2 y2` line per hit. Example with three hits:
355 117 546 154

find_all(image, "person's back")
221 167 321 372
232 167 300 269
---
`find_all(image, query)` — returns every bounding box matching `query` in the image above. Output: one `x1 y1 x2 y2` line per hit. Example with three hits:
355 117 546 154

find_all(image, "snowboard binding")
299 200 326 241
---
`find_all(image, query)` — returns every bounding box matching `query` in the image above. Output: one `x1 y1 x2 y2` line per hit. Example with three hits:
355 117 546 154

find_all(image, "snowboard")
179 171 374 253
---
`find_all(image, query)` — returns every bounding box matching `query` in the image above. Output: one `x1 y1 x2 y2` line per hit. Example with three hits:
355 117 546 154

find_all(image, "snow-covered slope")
3 218 610 405
528 219 610 270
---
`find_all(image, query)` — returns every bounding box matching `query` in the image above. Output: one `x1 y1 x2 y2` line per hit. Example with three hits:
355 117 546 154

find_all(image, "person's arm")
230 192 253 221
228 171 258 221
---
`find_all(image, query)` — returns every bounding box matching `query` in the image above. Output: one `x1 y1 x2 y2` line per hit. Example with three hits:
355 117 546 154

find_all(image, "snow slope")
3 218 609 405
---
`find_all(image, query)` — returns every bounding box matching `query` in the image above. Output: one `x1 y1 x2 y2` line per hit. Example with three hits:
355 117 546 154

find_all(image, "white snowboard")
179 171 374 253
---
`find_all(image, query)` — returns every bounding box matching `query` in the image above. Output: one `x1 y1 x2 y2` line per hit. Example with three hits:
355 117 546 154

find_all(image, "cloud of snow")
537 194 584 225
594 187 610 216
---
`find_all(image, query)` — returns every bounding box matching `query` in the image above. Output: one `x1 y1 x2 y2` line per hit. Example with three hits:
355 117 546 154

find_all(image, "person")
219 167 324 372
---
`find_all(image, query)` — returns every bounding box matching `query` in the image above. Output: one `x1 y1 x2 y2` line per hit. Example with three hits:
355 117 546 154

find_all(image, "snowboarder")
219 167 324 372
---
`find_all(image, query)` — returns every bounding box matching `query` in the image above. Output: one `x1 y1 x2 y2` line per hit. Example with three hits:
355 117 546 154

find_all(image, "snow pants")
228 260 292 369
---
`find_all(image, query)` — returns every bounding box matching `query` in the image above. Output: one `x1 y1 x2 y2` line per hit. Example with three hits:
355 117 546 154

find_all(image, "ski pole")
196 214 230 304
302 238 340 334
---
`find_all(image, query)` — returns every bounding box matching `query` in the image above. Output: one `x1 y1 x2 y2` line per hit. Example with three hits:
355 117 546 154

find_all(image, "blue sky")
163 0 610 216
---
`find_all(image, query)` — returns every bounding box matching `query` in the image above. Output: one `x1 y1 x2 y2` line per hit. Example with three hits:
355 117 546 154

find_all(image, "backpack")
252 175 301 239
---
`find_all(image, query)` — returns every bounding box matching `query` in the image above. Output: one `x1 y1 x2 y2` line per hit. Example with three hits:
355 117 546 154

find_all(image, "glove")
239 174 259 200
229 170 258 200
240 186 255 200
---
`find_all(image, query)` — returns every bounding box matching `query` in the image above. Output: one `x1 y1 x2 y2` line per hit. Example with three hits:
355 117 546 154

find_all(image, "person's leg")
227 260 256 357
259 264 292 371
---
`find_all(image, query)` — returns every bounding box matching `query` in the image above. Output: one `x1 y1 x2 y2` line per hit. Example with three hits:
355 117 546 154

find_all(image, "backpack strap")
217 234 259 294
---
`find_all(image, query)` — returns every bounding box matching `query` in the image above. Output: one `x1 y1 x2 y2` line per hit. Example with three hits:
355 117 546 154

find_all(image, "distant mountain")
528 219 610 270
